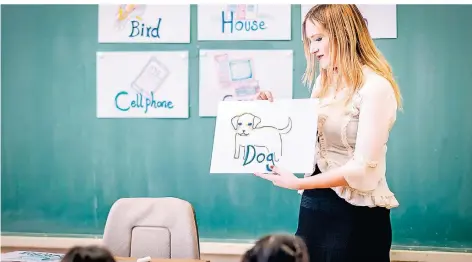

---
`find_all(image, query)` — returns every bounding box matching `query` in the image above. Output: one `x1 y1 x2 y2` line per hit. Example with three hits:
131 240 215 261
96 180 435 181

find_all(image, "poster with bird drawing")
98 4 190 43
210 99 319 174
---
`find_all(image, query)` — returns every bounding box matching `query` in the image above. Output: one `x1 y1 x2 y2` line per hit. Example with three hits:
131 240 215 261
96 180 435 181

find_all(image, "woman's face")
305 20 331 69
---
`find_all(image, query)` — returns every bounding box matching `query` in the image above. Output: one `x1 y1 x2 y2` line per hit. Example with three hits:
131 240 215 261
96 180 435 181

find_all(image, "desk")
1 248 209 262
115 257 207 262
115 257 208 262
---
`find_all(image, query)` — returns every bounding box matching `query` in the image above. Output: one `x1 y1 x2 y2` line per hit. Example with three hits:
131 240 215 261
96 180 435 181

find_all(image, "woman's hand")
256 91 274 102
254 166 301 190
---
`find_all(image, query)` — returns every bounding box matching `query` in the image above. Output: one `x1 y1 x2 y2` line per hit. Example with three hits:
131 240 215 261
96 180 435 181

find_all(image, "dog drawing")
231 113 292 162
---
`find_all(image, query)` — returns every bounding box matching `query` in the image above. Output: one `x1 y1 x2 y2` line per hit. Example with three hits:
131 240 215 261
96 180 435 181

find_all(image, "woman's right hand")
256 91 274 102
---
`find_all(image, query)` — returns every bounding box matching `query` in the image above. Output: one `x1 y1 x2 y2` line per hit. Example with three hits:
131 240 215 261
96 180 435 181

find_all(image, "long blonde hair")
302 4 403 110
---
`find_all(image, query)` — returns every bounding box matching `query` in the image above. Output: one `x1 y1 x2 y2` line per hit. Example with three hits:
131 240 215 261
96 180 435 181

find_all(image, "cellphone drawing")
115 4 146 31
130 56 170 98
214 53 261 102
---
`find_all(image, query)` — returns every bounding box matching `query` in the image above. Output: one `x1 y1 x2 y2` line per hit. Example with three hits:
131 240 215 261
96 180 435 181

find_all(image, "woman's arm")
298 76 398 191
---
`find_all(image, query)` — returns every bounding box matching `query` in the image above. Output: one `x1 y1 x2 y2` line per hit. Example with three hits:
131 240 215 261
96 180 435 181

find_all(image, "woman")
254 4 402 262
241 234 309 262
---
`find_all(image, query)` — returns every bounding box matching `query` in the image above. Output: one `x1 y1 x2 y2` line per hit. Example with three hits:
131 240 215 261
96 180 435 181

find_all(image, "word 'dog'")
242 145 276 172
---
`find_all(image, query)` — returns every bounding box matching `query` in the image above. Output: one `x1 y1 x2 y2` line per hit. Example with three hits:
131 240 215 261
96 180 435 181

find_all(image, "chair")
102 197 200 259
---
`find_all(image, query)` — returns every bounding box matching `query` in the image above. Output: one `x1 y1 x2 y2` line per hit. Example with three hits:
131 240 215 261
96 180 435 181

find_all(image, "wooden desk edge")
1 249 209 262
115 257 209 262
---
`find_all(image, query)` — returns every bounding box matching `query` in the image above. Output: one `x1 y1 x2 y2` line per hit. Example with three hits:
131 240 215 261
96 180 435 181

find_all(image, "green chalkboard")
2 4 472 251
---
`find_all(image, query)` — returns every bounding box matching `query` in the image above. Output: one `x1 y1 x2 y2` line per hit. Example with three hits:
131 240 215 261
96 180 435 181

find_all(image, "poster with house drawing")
198 4 291 40
96 51 189 118
210 99 319 174
301 5 397 39
98 4 190 43
199 49 293 117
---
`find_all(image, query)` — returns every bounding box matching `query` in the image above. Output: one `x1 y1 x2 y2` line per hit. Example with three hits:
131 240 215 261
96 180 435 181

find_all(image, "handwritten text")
221 11 267 34
115 91 173 113
242 145 275 172
129 19 162 38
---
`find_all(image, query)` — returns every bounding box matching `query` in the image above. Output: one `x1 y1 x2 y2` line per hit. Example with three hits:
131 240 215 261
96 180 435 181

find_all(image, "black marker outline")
230 112 292 162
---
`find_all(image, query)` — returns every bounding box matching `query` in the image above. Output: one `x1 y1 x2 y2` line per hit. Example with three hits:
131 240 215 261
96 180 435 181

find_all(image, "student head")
241 234 309 262
61 246 116 262
302 4 402 109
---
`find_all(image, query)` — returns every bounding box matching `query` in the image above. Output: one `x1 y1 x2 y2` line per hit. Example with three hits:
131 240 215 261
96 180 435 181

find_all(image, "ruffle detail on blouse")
332 186 400 209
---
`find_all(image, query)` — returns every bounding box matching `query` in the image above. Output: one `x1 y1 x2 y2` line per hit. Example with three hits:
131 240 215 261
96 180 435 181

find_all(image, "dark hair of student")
241 234 309 262
61 246 116 262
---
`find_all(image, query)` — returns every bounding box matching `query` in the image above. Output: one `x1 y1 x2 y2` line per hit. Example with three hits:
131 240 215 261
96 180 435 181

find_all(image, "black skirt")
295 165 392 262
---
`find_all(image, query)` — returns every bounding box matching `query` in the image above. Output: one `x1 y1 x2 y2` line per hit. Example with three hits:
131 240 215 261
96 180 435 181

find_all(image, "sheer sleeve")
334 76 398 192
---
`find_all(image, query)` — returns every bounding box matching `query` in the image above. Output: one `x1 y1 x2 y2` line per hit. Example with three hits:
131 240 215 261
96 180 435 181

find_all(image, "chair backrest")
102 197 200 259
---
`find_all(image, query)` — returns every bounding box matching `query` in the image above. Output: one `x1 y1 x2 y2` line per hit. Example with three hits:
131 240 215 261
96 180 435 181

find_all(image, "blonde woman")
255 4 402 262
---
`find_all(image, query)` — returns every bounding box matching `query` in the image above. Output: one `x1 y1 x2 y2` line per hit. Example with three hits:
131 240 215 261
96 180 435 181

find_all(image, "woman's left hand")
254 166 301 190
